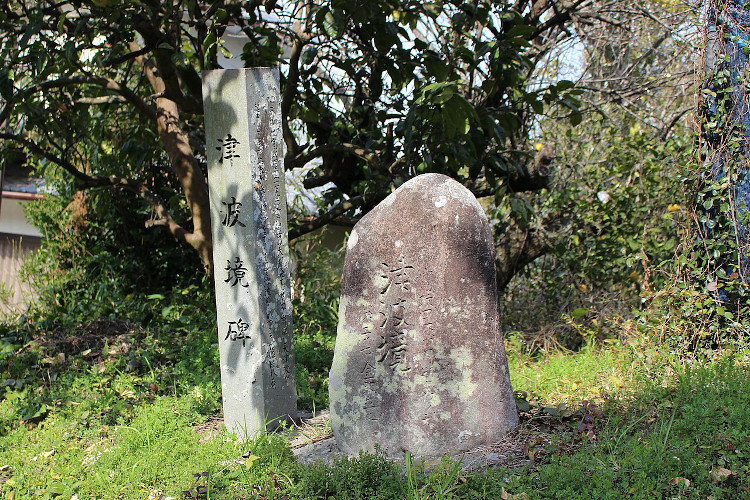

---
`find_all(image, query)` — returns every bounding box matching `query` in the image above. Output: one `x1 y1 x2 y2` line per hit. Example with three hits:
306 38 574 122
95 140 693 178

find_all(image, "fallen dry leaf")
710 467 734 483
501 487 530 500
669 477 690 488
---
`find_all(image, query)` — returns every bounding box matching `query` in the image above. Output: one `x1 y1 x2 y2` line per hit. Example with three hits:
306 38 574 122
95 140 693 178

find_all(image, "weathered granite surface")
329 173 519 458
203 68 296 438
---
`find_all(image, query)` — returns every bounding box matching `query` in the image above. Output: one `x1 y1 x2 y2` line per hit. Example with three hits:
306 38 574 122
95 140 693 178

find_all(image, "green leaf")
18 21 42 49
424 58 450 81
544 406 561 417
506 24 535 38
57 11 68 32
556 79 575 91
48 482 66 495
301 46 318 65
569 110 582 126
528 96 544 114
316 7 342 38
0 69 13 100
485 168 497 188
515 398 530 412
571 308 588 318
203 31 217 66
424 2 442 18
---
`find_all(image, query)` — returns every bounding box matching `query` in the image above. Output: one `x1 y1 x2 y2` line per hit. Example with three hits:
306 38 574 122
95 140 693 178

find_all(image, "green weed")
1 294 748 498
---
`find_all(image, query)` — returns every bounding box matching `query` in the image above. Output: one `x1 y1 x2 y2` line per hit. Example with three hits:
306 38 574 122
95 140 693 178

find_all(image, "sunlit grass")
508 342 638 404
0 317 748 498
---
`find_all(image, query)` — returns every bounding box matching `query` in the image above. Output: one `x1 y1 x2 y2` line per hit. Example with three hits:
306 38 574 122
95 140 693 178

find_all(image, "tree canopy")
0 0 694 291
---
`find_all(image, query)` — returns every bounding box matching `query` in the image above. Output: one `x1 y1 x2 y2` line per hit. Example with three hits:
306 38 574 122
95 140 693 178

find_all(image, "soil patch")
27 319 137 358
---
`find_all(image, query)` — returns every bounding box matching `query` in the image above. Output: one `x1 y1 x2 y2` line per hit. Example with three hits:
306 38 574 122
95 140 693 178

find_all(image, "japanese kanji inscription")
329 173 518 458
202 68 297 438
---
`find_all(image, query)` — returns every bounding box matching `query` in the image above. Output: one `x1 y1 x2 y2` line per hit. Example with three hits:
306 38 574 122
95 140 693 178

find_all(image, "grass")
0 316 748 498
508 339 640 404
517 355 750 499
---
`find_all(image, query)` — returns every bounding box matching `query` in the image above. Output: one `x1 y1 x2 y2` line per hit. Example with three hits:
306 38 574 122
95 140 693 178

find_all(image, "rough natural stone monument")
202 68 296 438
329 173 519 458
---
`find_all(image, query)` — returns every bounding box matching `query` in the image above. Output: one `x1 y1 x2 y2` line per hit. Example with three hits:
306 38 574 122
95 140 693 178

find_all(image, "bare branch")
495 216 567 291
130 16 203 114
74 96 128 105
0 131 190 244
0 132 92 183
467 147 555 196
288 192 387 240
302 175 333 190
659 107 692 141
201 0 228 22
285 143 375 170
104 46 152 66
0 75 156 126
282 33 312 159
87 175 189 242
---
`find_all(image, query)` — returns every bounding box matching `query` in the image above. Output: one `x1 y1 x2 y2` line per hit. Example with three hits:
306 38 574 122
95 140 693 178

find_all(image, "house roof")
2 177 45 199
1 154 45 200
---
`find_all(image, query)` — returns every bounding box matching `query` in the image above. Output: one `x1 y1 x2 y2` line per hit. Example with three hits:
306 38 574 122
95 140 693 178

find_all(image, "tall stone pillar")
202 68 296 437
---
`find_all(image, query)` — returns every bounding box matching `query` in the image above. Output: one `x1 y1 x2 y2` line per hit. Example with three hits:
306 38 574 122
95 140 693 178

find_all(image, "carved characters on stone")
329 173 519 458
203 68 296 438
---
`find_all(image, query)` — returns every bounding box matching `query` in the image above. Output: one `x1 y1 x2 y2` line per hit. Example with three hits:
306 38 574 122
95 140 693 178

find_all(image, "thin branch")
201 0 227 22
659 107 692 141
0 132 90 183
86 175 188 241
330 215 359 227
302 175 332 189
282 33 311 159
285 143 375 170
288 192 386 240
0 75 156 125
0 132 188 243
131 15 203 114
531 0 589 39
495 215 567 291
74 96 128 105
105 46 152 66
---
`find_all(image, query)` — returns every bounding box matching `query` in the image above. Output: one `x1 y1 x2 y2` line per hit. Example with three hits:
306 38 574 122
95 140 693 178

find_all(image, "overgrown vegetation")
3 200 750 498
290 235 342 410
2 1 750 498
1 308 748 498
1 226 749 497
6 207 749 498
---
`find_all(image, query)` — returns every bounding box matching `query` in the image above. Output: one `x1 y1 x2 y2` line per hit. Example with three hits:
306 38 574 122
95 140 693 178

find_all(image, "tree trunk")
133 42 214 275
152 96 214 276
494 219 560 292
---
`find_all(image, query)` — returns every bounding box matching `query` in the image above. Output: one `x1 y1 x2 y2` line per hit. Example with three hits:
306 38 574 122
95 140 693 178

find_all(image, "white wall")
0 198 42 237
